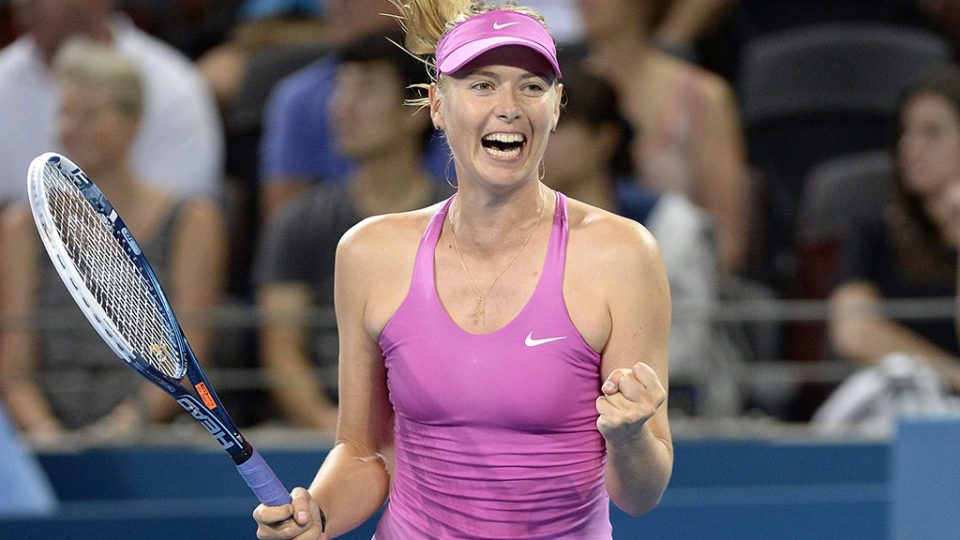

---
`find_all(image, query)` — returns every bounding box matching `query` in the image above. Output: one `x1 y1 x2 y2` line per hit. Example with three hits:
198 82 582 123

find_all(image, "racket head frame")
27 152 293 508
26 152 246 455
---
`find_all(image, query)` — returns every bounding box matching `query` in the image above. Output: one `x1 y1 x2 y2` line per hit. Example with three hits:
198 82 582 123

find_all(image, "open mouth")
481 132 526 159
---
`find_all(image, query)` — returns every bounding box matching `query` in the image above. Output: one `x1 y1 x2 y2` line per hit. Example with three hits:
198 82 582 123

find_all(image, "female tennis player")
253 1 673 538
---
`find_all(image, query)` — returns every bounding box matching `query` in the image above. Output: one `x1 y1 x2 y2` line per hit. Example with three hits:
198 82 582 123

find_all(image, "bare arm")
254 222 395 539
830 281 960 390
257 283 339 431
0 205 63 438
595 221 674 516
694 77 749 276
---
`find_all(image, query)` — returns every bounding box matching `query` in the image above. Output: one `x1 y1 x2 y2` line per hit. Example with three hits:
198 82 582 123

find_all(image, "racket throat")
175 394 244 453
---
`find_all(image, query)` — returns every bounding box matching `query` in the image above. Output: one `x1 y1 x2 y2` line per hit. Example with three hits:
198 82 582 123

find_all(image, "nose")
495 89 521 123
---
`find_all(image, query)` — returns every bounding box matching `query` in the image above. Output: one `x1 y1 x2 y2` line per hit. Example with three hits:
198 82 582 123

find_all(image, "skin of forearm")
839 316 955 365
2 381 62 433
836 316 960 390
604 425 673 516
267 351 338 429
308 441 391 536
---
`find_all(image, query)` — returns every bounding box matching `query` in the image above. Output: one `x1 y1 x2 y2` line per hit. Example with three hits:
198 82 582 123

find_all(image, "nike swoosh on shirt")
524 332 567 347
493 21 520 30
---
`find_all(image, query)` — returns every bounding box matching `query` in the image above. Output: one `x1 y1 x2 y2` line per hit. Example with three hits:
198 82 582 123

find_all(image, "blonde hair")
387 0 548 107
53 39 144 117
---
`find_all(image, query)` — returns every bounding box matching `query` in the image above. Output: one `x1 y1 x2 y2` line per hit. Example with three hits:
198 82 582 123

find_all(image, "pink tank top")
376 192 611 539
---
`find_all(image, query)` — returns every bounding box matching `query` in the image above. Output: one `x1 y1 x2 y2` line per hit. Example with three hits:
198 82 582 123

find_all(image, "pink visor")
435 9 561 79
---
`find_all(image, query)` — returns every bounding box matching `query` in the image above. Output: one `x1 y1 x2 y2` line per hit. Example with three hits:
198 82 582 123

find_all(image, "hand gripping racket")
26 152 295 510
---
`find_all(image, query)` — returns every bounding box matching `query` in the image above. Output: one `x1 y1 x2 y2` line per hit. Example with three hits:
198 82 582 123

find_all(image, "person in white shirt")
0 0 224 203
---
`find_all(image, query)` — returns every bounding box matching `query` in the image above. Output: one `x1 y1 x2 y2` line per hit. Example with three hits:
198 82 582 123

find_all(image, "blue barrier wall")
889 419 960 540
0 437 890 539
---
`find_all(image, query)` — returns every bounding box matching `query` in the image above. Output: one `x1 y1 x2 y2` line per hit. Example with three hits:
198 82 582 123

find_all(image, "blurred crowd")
2 0 960 443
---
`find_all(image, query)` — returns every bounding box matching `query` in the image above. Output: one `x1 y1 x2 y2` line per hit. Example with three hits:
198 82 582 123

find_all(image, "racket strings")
42 167 183 379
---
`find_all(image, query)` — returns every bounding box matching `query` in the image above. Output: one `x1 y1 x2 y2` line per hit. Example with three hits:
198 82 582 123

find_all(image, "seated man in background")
253 31 452 431
257 0 451 221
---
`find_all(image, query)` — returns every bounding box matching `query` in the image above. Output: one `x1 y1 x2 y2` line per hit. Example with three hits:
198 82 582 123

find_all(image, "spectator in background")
258 0 449 220
0 41 228 442
829 66 960 392
253 31 452 431
543 60 723 414
0 0 224 203
577 0 750 278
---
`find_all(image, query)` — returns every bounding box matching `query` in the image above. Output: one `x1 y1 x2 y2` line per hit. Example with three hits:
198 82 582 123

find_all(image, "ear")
429 83 445 131
551 82 563 133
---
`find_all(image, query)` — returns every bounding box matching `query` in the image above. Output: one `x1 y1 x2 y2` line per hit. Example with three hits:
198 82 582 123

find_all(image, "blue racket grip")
236 448 292 506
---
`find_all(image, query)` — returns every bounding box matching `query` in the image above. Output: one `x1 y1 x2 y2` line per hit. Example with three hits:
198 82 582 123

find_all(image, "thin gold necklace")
449 187 545 324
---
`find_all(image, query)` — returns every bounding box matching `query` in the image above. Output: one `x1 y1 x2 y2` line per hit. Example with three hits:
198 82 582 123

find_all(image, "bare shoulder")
562 198 668 355
338 203 440 267
336 202 440 287
565 198 662 272
336 202 443 335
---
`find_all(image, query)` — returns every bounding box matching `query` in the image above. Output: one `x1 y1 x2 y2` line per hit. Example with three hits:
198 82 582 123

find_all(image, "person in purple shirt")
258 0 450 220
253 2 674 538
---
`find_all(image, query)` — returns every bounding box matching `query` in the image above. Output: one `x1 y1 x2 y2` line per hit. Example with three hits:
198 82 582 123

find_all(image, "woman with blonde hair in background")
0 41 227 443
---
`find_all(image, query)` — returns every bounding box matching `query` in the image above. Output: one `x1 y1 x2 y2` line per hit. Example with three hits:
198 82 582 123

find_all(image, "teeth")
485 146 522 157
483 133 525 143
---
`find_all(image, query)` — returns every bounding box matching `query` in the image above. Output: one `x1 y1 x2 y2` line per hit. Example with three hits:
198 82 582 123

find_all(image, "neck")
452 181 547 252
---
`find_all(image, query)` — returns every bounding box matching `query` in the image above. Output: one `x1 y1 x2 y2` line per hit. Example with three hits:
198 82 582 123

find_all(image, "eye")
471 81 494 92
521 80 549 96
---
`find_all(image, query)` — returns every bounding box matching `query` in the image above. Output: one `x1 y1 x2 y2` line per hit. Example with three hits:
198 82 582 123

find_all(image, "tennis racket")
26 152 295 510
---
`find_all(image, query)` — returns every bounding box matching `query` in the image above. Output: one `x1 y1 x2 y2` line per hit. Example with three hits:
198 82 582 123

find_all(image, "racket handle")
236 448 292 506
